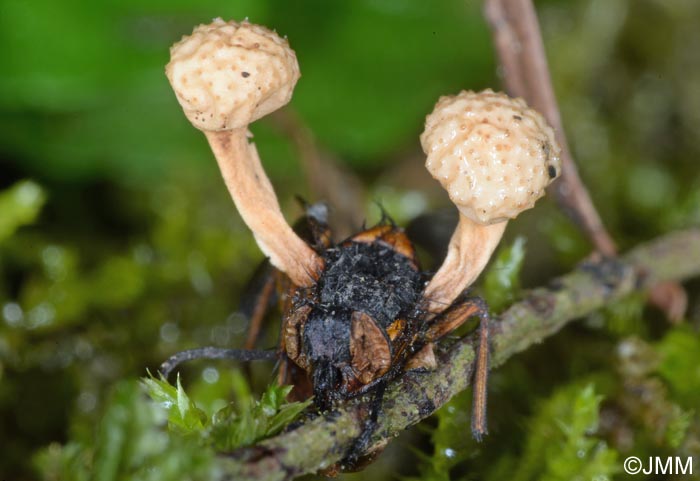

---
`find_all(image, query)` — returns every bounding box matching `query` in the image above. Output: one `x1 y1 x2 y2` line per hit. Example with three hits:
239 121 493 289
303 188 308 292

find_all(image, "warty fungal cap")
166 18 300 131
421 89 561 224
164 18 322 287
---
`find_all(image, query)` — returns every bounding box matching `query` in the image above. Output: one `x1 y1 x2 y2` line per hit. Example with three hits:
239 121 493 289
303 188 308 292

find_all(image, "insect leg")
158 347 277 379
235 257 282 352
343 380 388 468
243 272 277 350
423 296 491 440
472 304 490 441
423 297 483 342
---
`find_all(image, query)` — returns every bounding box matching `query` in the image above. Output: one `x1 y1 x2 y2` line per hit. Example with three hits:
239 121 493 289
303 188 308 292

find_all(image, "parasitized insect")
158 18 561 462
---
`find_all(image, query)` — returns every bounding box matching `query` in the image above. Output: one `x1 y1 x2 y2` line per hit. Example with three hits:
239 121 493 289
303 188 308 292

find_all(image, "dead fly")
160 205 493 450
160 18 561 464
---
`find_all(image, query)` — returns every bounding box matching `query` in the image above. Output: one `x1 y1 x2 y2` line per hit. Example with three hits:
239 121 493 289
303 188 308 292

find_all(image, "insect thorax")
288 236 424 405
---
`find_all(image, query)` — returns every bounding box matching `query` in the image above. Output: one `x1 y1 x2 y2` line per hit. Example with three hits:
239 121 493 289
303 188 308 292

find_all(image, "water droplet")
188 252 213 294
3 302 23 326
74 339 94 359
202 367 219 384
28 302 55 328
133 244 154 264
400 190 428 218
77 392 97 413
15 182 42 206
160 323 180 343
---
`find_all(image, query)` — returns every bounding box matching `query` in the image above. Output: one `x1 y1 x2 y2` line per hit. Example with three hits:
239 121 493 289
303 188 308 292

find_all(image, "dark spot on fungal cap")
548 165 557 179
513 115 522 121
241 71 250 78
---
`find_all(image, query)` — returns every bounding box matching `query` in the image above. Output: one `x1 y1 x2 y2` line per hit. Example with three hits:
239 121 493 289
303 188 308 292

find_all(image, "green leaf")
210 383 311 451
266 396 309 435
482 236 527 312
512 383 618 481
0 180 46 242
597 292 646 336
405 389 473 481
90 256 146 308
230 369 254 412
141 371 310 451
141 372 208 434
665 405 693 449
36 380 215 481
655 327 700 408
34 442 91 481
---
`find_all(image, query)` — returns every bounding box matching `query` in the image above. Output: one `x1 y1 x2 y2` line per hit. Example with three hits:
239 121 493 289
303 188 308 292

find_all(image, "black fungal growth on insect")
318 242 422 327
299 239 423 409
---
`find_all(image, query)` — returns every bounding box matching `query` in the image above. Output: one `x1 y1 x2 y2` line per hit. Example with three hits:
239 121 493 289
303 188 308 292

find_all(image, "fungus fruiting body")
421 89 561 313
415 90 560 438
165 18 321 287
162 19 561 465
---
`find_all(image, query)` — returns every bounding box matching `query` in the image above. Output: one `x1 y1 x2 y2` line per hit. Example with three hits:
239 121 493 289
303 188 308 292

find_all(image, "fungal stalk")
166 18 322 286
421 89 561 313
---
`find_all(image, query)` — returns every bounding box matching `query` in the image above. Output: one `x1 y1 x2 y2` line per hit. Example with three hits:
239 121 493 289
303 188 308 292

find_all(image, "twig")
271 110 366 238
484 0 616 256
214 228 700 481
483 0 687 320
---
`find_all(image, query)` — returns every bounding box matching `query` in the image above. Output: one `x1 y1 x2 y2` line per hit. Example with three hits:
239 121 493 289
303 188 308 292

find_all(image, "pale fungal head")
164 18 322 287
166 18 300 131
421 90 561 315
421 89 561 224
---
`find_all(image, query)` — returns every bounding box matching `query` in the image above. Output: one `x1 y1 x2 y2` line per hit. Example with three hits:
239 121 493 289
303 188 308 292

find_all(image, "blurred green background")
1 0 699 479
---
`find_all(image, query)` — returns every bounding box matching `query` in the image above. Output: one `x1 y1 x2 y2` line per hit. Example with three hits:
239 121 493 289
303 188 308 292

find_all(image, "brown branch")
484 0 616 256
271 110 366 238
483 0 687 320
214 228 700 481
